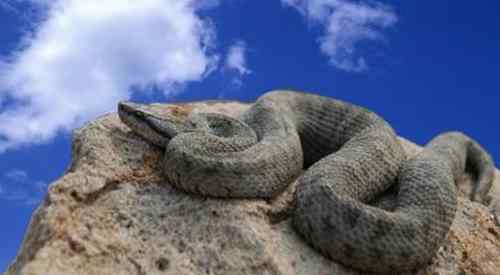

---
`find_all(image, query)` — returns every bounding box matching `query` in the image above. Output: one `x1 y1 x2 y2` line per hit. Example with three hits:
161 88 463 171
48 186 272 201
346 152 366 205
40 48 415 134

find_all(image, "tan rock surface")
5 101 500 275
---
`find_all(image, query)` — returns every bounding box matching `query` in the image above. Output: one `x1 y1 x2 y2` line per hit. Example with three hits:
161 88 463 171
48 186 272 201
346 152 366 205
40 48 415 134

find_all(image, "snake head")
118 101 196 147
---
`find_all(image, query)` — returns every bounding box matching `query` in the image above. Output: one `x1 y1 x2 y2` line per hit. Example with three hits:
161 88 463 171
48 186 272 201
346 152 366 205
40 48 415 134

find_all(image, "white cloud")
282 0 397 72
0 0 219 152
1 169 47 206
225 41 251 76
224 40 251 88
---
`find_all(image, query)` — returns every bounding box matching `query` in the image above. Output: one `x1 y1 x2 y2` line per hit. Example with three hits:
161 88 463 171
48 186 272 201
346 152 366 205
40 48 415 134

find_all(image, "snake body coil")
118 90 495 273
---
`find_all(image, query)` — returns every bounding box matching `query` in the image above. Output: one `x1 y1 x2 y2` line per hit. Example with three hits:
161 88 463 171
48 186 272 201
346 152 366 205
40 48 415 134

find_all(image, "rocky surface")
5 101 500 275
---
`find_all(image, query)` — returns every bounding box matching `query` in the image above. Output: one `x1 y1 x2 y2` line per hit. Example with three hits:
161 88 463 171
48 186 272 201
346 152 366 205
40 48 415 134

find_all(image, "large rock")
5 101 500 275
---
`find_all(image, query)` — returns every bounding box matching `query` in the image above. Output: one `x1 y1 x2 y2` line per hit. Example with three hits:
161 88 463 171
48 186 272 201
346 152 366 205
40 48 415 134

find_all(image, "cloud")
282 0 397 72
1 169 47 206
225 41 251 76
224 40 251 88
0 0 220 152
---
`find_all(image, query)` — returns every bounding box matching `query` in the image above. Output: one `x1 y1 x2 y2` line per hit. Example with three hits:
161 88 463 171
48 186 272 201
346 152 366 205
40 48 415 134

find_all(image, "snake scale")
117 90 495 273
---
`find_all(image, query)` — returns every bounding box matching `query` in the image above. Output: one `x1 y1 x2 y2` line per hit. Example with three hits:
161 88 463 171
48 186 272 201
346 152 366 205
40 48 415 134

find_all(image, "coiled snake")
118 90 495 273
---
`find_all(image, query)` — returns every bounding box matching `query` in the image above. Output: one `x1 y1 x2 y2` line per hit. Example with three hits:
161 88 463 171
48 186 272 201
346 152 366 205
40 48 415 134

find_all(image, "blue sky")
1 0 499 271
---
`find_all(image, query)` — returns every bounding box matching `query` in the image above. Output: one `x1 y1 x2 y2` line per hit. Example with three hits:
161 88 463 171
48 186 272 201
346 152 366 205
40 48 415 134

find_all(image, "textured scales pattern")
117 90 496 273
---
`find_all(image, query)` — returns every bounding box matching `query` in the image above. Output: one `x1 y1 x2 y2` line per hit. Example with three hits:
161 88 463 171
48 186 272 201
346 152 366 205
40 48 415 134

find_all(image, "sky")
0 0 499 271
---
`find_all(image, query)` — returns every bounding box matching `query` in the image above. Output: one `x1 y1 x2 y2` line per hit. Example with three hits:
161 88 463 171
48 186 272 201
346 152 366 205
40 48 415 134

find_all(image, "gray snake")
117 90 495 273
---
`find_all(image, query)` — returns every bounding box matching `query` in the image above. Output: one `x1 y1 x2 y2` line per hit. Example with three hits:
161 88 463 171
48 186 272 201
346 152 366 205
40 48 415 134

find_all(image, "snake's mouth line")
118 101 177 139
143 115 176 139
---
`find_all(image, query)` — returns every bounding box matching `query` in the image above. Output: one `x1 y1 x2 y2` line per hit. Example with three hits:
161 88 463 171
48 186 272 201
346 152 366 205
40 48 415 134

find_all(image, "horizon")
1 0 500 271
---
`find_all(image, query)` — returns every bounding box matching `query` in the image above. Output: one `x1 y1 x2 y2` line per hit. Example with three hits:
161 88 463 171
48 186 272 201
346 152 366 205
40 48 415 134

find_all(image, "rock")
5 101 500 275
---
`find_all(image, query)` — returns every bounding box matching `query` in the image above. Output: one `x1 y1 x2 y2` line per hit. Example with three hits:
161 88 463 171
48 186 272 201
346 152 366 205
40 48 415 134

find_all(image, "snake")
117 90 495 273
